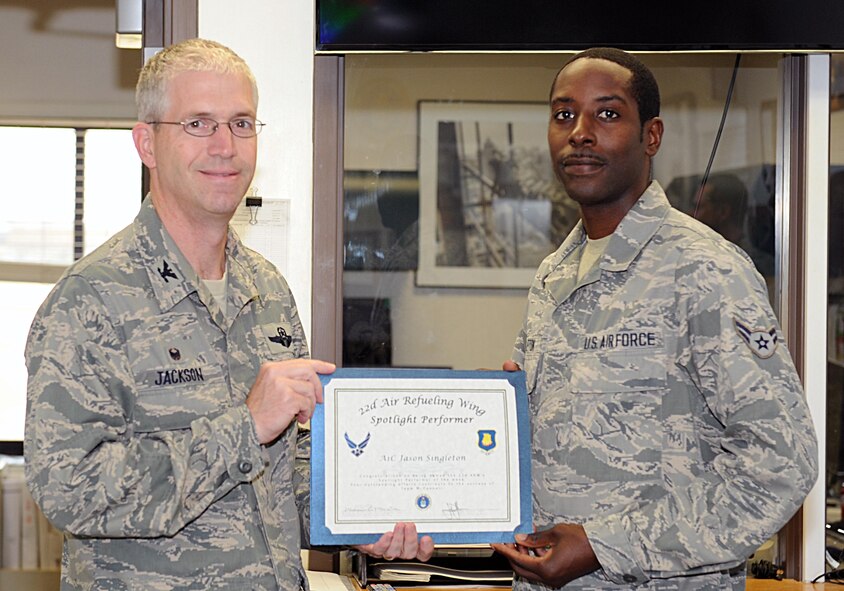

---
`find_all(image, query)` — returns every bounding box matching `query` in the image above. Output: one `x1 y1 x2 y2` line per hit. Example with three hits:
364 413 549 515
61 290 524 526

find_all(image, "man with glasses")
24 39 432 590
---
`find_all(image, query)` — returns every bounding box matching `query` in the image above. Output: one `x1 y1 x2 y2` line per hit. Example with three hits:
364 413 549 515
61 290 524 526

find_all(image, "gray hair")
135 38 258 121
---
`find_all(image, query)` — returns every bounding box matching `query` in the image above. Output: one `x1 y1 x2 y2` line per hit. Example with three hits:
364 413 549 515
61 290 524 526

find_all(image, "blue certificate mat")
310 367 532 545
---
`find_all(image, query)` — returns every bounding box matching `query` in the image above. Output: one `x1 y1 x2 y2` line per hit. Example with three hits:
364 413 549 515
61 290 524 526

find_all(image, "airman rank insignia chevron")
734 319 778 359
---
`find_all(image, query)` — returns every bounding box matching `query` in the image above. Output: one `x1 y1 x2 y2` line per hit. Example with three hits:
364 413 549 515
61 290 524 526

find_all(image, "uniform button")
238 460 253 474
622 574 638 583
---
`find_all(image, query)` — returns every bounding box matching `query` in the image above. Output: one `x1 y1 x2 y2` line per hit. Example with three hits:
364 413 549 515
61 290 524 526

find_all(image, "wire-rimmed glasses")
147 117 265 138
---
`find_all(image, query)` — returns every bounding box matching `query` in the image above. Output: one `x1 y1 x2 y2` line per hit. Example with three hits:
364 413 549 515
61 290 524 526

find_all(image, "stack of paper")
370 562 513 583
305 570 356 591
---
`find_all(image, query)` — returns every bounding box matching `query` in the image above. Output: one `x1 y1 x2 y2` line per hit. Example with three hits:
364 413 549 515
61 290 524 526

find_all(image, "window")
0 127 76 265
331 51 796 574
340 53 781 371
83 129 145 255
0 124 140 442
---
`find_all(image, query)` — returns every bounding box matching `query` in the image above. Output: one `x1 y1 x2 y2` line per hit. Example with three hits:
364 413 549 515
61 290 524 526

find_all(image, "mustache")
561 153 607 166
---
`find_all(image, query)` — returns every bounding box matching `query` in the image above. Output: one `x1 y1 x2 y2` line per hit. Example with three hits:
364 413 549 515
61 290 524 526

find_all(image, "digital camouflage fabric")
512 181 817 590
26 197 312 591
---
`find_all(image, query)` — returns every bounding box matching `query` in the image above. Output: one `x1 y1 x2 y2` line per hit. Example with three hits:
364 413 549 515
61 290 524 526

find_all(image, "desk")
747 580 828 591
360 580 830 591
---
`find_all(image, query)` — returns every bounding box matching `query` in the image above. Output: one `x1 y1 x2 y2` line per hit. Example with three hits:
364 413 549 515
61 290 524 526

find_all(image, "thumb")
515 529 552 548
503 360 521 372
309 359 337 374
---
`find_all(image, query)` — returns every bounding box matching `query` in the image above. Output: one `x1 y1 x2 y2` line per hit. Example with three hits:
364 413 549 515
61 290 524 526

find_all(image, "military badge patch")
263 322 295 355
478 430 496 451
734 319 778 359
269 326 293 347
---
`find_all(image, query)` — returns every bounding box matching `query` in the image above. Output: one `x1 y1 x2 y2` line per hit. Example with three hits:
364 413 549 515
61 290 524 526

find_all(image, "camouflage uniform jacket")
512 182 817 590
25 197 313 591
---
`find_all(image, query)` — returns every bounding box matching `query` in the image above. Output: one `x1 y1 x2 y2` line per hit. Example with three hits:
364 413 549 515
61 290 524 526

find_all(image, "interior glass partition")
342 53 781 371
338 51 795 575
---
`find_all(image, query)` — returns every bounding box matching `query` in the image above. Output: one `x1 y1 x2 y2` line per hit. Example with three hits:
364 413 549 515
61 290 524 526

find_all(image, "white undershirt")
577 234 612 281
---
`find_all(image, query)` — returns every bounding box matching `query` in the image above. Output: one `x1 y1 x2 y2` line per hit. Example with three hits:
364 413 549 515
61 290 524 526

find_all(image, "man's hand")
502 360 520 371
246 358 335 444
355 522 434 562
492 524 600 588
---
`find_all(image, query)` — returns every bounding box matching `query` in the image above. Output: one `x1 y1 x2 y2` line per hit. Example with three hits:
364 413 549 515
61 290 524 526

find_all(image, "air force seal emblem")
344 432 371 457
478 430 496 452
734 319 778 359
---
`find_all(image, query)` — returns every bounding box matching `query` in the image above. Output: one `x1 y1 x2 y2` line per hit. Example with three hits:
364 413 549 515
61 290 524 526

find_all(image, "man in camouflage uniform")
25 39 431 590
492 48 818 589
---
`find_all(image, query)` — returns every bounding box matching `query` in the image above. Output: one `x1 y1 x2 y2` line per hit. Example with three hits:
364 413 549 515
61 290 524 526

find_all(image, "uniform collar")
543 180 671 304
133 196 261 319
599 180 671 273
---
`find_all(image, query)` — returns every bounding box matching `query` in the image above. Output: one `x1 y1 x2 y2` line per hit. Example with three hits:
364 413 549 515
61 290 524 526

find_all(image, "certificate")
310 368 532 545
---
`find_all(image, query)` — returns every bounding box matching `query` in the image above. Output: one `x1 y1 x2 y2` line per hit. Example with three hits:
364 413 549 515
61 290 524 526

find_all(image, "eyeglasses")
147 117 265 138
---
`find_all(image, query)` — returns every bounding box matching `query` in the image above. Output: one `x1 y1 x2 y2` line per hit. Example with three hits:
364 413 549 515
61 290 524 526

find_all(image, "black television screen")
317 0 844 52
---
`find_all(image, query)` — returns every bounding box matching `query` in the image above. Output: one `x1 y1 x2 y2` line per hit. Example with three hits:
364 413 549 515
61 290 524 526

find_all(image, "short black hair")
552 47 660 128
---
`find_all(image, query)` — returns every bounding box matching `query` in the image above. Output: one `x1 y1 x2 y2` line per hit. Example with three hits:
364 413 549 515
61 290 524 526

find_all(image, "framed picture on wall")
416 100 578 288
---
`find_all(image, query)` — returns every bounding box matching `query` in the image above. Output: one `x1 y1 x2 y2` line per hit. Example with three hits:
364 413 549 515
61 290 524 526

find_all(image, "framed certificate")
310 368 532 545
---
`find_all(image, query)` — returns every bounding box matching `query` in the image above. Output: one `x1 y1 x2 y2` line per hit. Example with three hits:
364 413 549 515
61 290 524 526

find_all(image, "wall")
345 53 778 174
0 1 137 121
199 0 316 340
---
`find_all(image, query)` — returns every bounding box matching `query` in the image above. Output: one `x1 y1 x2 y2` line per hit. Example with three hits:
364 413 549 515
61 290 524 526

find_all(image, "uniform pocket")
565 351 666 482
133 380 227 432
125 314 228 432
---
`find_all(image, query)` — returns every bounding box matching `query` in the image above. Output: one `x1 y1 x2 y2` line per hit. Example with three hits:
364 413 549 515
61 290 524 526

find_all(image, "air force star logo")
734 319 778 359
344 432 371 457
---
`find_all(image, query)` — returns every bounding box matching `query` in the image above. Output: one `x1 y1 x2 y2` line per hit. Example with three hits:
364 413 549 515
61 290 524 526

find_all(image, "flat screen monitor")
317 1 844 52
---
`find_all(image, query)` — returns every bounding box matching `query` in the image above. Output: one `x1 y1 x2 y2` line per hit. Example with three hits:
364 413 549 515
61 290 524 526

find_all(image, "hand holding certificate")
310 368 532 545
